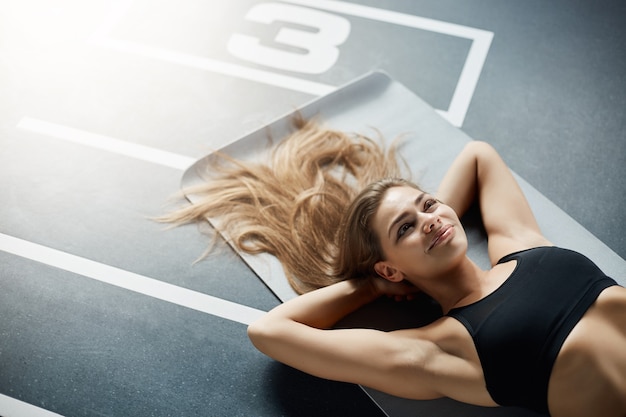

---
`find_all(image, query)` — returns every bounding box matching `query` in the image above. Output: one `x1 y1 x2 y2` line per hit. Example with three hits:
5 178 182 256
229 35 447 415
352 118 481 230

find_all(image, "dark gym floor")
1 1 625 416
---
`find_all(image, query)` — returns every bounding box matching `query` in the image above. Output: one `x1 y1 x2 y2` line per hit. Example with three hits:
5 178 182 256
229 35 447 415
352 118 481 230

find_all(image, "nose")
423 214 441 234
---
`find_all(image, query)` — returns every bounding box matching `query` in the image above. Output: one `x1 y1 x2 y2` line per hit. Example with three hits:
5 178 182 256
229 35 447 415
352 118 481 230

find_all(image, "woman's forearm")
250 279 379 331
247 280 379 358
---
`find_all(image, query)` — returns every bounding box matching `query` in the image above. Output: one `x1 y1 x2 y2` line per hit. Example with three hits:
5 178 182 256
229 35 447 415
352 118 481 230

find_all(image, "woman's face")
371 186 468 282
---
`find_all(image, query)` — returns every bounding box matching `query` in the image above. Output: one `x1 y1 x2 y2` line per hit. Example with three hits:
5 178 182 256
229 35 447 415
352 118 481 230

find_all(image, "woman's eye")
398 222 413 238
424 199 438 211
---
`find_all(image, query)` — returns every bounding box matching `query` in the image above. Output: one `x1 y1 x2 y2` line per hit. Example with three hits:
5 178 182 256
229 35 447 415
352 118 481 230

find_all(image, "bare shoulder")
390 317 498 406
394 316 482 361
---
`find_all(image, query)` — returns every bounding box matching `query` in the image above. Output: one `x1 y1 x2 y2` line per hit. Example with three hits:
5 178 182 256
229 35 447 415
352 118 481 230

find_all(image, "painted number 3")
227 2 351 74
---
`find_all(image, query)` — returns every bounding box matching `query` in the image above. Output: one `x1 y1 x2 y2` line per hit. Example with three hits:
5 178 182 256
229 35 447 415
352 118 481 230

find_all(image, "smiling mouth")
426 225 453 253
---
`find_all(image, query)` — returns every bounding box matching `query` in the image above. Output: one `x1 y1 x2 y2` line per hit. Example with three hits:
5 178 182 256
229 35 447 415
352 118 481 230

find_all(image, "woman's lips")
427 224 453 252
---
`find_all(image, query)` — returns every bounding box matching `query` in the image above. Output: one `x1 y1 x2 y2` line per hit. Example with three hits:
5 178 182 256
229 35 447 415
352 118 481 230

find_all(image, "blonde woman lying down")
162 119 626 417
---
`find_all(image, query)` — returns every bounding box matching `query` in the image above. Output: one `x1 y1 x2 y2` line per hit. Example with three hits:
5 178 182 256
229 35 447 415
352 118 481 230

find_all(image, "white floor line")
12 118 268 324
91 36 337 97
285 0 487 38
5 119 265 417
16 117 196 171
282 0 493 127
0 233 266 326
0 394 64 417
86 0 493 127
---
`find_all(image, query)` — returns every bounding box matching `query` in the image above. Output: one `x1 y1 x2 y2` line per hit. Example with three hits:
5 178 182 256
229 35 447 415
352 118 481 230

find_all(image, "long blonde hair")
160 118 409 293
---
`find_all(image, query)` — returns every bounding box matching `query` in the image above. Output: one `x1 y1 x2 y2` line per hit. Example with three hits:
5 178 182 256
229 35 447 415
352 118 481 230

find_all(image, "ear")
374 261 405 283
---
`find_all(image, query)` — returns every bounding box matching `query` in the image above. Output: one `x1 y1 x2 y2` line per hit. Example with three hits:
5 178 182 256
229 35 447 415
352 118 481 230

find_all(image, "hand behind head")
369 277 421 301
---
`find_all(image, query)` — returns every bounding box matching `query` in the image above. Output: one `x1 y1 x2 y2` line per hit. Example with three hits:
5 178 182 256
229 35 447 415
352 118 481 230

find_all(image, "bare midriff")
548 285 626 417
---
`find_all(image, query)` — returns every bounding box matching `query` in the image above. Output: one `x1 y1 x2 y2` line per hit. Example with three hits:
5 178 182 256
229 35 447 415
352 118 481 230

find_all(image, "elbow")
464 140 494 157
247 319 266 351
248 315 302 365
247 317 278 354
466 140 499 161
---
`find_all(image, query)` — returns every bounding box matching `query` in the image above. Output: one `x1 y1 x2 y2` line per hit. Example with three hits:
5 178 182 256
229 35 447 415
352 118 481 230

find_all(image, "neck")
417 256 488 314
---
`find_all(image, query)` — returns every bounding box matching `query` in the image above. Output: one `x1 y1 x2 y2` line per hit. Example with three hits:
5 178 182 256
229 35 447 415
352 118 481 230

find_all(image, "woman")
163 119 626 416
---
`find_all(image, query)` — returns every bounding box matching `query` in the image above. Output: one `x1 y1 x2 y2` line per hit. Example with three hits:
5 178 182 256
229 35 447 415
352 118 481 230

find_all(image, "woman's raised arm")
436 141 551 264
247 279 444 400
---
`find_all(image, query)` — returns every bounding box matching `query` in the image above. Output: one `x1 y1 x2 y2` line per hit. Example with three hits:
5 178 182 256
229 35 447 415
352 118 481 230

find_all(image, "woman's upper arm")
472 142 551 260
248 321 442 399
438 141 551 263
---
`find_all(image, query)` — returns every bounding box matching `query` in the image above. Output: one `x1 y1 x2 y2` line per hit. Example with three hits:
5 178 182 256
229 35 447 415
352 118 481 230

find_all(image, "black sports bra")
447 246 618 415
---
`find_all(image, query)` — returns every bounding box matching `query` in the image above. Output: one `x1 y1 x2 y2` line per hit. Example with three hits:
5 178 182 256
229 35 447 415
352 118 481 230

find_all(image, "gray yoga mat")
182 71 625 417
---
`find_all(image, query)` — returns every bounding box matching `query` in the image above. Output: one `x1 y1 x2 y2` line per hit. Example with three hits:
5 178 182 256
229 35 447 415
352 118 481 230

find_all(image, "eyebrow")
387 192 426 239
